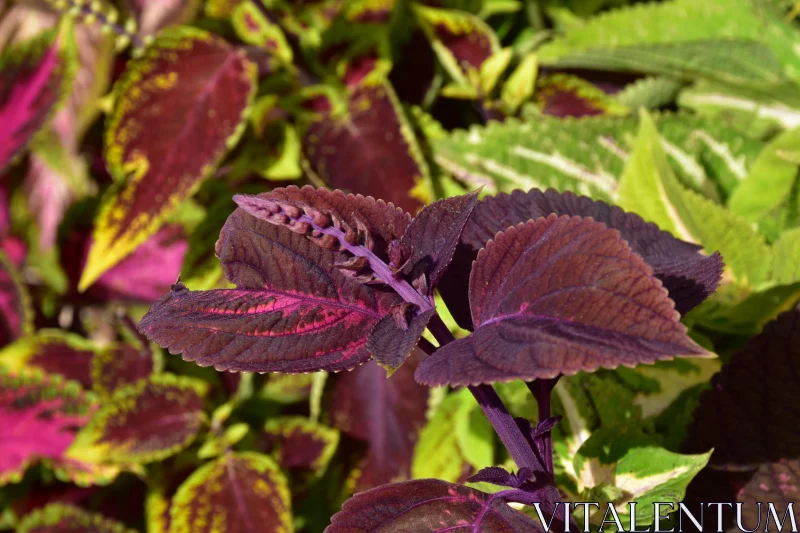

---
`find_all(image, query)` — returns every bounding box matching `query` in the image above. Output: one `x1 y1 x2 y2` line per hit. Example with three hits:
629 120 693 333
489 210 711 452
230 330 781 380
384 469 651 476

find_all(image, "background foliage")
1 0 799 531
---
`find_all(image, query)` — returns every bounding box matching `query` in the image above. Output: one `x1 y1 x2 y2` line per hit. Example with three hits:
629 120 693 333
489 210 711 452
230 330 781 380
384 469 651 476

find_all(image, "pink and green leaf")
303 82 432 213
329 350 429 491
0 252 33 349
232 2 294 64
0 20 75 172
263 416 340 476
16 503 137 533
326 479 543 532
0 369 95 486
168 452 292 533
91 343 156 398
79 26 256 291
0 331 100 389
70 373 207 465
417 215 712 387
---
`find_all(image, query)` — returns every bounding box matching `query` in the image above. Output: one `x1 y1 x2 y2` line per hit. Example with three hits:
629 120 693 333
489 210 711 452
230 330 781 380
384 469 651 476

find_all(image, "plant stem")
527 378 560 475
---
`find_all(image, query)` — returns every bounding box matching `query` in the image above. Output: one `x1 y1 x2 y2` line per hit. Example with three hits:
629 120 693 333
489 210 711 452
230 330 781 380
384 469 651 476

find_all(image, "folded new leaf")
417 215 711 387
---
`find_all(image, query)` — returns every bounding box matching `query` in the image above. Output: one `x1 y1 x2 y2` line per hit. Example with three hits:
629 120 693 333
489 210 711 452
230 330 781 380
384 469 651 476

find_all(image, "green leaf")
232 2 293 64
614 77 685 110
169 452 293 533
198 423 250 459
572 429 711 529
773 227 800 284
500 52 538 114
618 110 772 287
17 503 136 533
479 47 513 95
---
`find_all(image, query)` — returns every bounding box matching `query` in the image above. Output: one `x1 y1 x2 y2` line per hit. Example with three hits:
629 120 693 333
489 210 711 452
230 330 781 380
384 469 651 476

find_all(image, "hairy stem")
527 378 560 475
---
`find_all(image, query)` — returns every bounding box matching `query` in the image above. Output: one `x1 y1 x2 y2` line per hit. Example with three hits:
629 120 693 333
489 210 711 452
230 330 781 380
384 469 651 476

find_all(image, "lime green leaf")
232 2 293 64
479 47 513 95
615 77 685 110
500 52 538 114
17 503 136 533
198 423 250 459
773 227 800 284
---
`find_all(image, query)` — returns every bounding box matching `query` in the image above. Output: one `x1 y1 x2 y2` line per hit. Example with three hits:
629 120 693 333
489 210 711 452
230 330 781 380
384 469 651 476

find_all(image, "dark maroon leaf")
0 252 31 349
536 74 627 117
326 479 543 532
303 83 430 213
367 308 435 371
16 503 137 533
139 199 404 373
91 343 155 397
389 30 436 105
11 333 97 389
440 188 723 329
467 466 535 489
683 309 800 528
0 25 71 172
417 215 710 387
263 416 340 475
330 350 429 491
400 191 479 292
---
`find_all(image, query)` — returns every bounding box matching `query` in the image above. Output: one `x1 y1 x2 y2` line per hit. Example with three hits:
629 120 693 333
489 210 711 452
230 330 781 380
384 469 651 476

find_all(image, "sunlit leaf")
169 452 293 533
79 26 256 291
0 330 99 388
417 215 710 387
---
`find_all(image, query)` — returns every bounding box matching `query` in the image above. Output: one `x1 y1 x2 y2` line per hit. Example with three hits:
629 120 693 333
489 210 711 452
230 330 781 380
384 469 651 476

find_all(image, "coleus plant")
138 184 721 530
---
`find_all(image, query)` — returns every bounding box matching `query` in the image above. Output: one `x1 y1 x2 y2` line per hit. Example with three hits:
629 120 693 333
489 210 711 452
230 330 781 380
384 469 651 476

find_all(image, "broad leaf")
139 195 406 373
16 503 136 533
440 188 723 330
417 215 710 387
614 76 685 110
91 343 156 398
618 110 772 288
0 253 32 349
536 74 629 117
169 452 293 533
0 331 98 388
326 479 542 532
303 82 431 213
773 228 800 285
0 22 74 172
0 369 94 486
683 309 800 531
71 374 206 465
263 417 340 476
329 350 429 491
79 26 255 291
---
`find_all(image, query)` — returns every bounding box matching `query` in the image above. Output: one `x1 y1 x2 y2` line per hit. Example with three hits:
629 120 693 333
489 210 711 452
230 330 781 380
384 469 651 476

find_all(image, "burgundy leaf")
330 350 429 491
0 252 31 349
440 188 723 329
400 191 479 292
0 25 71 172
417 215 710 387
168 452 292 533
139 202 403 373
9 332 97 389
91 343 155 397
467 466 535 489
77 374 206 464
303 83 430 213
366 308 435 371
16 503 137 533
263 416 340 475
683 309 800 526
536 74 627 117
0 370 94 486
326 479 543 532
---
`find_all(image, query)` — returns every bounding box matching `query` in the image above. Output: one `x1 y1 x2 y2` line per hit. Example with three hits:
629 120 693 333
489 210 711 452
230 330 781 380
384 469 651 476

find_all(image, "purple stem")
527 378 560 475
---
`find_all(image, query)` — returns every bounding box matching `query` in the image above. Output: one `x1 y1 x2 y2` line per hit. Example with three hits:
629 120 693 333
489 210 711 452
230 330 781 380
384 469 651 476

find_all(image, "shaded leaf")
169 452 293 533
264 416 340 476
16 503 136 533
140 194 405 373
683 309 800 530
0 331 98 388
303 82 431 213
329 350 428 491
326 479 542 532
0 369 94 486
0 22 73 172
126 0 201 37
367 308 435 371
417 215 710 387
71 374 206 465
79 26 256 291
91 343 155 398
0 252 32 349
261 373 316 404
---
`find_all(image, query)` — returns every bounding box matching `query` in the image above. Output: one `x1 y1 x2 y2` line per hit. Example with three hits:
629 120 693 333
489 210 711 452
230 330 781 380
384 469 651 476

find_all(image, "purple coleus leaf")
467 466 536 489
0 24 72 172
682 309 800 528
329 349 429 491
417 215 711 387
326 479 543 532
439 188 723 329
0 369 94 486
263 416 340 477
140 189 407 373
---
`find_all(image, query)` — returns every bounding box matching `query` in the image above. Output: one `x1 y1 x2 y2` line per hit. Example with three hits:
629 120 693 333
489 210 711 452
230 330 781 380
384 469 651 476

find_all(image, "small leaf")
683 309 800 522
0 330 98 388
0 369 94 486
232 2 293 64
367 308 435 371
0 253 33 349
16 503 136 533
71 374 207 465
535 74 629 117
263 416 340 476
417 215 710 387
500 52 537 114
329 350 428 491
261 373 316 404
79 26 256 291
479 47 513 95
91 343 156 398
169 452 293 533
326 479 542 532
0 21 74 172
303 82 432 213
